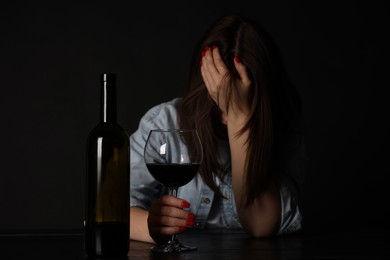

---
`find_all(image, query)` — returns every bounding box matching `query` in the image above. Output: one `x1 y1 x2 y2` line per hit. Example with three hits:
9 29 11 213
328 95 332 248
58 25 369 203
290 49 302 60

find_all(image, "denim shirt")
130 98 306 235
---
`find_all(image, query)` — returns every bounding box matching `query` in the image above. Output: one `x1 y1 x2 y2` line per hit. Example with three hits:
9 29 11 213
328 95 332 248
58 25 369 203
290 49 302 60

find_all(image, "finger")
150 205 192 220
149 226 187 236
202 48 222 98
157 195 191 209
201 63 220 103
234 56 251 86
149 214 188 227
212 46 228 75
148 214 195 232
203 46 221 79
160 195 190 208
201 60 212 91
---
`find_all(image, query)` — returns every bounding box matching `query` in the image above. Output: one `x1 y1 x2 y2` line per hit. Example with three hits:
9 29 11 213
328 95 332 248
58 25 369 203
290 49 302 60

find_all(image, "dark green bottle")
85 73 130 257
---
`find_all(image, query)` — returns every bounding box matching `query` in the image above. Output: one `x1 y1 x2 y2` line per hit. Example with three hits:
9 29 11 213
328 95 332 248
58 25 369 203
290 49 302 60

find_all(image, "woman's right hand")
147 195 196 244
200 45 252 126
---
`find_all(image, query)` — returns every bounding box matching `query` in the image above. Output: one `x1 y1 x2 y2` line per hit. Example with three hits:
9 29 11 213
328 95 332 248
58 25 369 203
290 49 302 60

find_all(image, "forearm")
228 121 281 237
129 207 155 243
235 183 281 237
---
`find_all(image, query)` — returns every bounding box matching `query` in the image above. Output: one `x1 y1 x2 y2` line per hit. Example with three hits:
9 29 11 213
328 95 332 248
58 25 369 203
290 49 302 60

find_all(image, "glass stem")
168 187 179 244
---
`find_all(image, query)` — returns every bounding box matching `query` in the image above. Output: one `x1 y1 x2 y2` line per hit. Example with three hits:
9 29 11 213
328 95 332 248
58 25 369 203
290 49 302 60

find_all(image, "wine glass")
144 129 203 253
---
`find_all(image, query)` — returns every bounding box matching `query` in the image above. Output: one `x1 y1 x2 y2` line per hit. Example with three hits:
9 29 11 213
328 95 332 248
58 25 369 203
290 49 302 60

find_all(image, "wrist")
226 112 249 131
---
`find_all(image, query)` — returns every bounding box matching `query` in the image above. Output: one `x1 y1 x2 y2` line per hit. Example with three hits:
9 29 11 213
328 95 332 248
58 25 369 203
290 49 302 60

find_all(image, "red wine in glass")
146 163 200 188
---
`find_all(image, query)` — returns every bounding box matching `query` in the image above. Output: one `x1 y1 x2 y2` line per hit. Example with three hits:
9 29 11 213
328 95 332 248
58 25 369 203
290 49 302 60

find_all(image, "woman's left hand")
200 46 252 124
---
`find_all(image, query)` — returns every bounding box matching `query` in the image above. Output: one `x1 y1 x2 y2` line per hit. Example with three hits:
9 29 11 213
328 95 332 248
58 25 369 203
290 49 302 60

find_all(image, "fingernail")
212 45 217 50
186 219 195 226
201 50 205 57
200 60 202 66
181 201 190 208
179 226 187 231
234 55 240 63
204 46 210 51
188 213 196 219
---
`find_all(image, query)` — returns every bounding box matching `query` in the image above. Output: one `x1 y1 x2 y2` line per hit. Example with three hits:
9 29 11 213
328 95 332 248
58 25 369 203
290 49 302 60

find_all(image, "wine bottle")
85 73 130 257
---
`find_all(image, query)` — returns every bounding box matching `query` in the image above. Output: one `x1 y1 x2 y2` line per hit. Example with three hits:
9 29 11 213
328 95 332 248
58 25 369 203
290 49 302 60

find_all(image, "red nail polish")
188 213 196 219
212 45 217 50
234 56 240 63
201 50 205 57
179 226 186 231
205 46 210 51
181 201 190 208
186 219 195 226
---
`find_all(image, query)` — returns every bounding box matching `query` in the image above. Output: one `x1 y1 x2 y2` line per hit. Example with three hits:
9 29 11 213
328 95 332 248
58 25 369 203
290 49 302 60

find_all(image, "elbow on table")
241 216 280 238
245 225 277 238
239 186 282 238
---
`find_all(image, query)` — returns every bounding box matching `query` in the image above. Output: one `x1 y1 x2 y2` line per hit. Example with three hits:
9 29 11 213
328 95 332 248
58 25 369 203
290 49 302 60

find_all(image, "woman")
129 14 306 244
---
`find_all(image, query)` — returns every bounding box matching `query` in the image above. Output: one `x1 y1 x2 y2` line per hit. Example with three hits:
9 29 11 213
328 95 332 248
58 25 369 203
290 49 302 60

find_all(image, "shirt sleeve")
129 98 180 209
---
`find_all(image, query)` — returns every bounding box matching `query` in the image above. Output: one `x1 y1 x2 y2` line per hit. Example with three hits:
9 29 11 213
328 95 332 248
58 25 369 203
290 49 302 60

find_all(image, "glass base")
151 238 197 253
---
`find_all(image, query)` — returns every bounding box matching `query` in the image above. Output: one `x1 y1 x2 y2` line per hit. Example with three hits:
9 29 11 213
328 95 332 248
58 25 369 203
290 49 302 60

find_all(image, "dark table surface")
0 228 389 259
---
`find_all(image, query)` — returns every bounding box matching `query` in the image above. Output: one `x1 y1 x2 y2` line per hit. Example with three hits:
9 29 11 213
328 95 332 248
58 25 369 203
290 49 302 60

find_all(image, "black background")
0 1 389 233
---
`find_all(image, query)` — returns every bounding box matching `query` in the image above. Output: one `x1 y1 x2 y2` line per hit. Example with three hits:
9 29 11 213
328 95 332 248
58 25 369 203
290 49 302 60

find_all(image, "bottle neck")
100 73 117 123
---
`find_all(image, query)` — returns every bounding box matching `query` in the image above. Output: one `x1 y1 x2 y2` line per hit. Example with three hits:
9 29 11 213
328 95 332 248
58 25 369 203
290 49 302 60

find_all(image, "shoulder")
138 97 181 130
142 97 181 121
